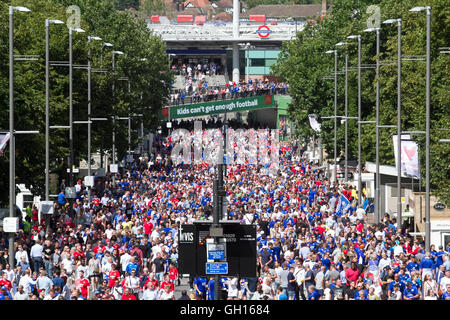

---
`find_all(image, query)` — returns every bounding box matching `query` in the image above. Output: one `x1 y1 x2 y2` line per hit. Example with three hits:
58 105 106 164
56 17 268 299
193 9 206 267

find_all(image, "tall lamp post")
325 49 338 184
347 34 362 206
336 41 349 183
9 5 32 267
410 6 431 251
45 19 64 202
87 35 102 201
383 18 402 225
364 27 381 223
68 27 85 187
111 50 124 186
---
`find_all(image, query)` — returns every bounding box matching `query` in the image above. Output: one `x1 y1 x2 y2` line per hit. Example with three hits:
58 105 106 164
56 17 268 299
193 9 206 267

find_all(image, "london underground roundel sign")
256 25 271 38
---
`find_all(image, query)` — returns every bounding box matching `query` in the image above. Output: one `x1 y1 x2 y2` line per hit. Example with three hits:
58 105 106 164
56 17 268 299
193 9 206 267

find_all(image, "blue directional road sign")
206 262 228 275
208 250 225 260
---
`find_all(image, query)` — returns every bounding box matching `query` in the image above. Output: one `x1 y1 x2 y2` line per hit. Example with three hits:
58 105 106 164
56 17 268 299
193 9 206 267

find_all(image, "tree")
0 0 172 205
272 0 450 205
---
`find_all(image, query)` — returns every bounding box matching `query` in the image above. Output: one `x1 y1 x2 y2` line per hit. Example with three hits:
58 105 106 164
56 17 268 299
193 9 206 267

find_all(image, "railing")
168 86 288 106
148 22 304 41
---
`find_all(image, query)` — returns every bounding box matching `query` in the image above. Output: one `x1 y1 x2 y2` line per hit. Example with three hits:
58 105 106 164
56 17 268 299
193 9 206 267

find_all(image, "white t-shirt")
61 258 73 274
120 254 131 272
142 289 158 300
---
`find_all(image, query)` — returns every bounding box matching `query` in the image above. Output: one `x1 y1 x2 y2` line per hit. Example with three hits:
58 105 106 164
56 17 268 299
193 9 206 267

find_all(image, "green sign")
163 95 275 119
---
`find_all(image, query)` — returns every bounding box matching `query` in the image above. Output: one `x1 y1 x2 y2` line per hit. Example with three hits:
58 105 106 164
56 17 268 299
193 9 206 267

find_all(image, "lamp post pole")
9 5 31 267
410 6 431 250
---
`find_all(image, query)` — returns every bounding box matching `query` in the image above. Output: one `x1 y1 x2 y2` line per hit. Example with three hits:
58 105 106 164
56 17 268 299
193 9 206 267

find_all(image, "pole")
396 20 402 226
128 81 131 156
88 37 92 201
246 47 249 83
333 50 338 184
69 28 74 187
45 21 50 202
213 178 221 301
344 53 348 183
375 28 381 224
425 8 431 251
9 6 15 268
357 36 362 206
112 53 116 186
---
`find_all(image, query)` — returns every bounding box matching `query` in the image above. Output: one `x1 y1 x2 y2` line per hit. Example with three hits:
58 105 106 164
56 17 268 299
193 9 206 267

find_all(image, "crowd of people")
170 79 289 106
171 61 224 79
0 130 449 301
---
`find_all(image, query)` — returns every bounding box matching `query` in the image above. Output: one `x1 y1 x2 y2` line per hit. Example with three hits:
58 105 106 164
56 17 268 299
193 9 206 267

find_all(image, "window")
250 58 265 67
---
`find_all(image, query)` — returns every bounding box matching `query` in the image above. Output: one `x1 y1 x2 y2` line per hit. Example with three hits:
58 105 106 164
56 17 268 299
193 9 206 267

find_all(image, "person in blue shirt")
442 284 450 300
307 285 322 300
194 276 208 299
277 286 288 300
403 281 420 300
57 190 66 206
420 252 435 278
406 255 420 273
388 273 405 298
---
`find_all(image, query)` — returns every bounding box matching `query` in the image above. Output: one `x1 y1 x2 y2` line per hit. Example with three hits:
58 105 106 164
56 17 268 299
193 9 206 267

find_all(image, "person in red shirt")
108 264 121 288
73 244 85 261
143 218 153 237
160 274 174 292
168 263 179 285
0 273 12 291
77 270 90 300
121 287 137 300
345 262 360 285
144 272 159 289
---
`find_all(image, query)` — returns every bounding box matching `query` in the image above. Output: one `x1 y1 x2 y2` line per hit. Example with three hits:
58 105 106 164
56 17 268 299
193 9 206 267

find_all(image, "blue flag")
336 193 351 217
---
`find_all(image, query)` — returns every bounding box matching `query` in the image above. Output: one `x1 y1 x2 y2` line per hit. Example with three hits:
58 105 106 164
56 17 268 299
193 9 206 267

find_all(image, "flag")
308 115 321 133
336 193 351 217
0 132 11 156
393 135 420 178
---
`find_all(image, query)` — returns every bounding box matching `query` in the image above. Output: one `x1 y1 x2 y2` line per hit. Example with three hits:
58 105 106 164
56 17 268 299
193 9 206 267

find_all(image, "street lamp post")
69 27 85 187
9 5 31 267
326 49 338 184
410 6 431 251
384 18 402 225
87 35 102 201
45 19 64 202
364 27 381 224
111 51 124 186
347 34 362 206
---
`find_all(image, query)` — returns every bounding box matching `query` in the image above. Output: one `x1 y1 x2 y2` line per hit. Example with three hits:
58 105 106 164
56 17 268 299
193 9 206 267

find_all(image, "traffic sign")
256 25 271 38
206 262 228 275
207 242 226 260
3 217 18 233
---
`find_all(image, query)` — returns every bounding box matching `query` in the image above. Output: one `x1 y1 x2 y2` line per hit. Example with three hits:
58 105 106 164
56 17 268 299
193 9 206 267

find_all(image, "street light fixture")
325 49 338 184
335 41 350 183
45 19 64 203
363 26 381 223
347 34 362 206
9 4 31 267
111 50 124 185
410 5 431 251
87 35 102 201
383 18 403 225
100 42 113 64
68 27 85 187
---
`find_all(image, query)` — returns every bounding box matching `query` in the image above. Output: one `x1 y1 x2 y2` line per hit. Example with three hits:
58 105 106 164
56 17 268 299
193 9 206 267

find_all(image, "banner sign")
393 135 420 178
0 132 11 156
308 115 321 132
163 95 275 120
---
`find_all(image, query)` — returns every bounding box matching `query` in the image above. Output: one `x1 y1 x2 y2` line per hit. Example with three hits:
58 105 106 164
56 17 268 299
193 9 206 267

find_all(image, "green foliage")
272 0 450 205
142 0 168 16
0 0 172 205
